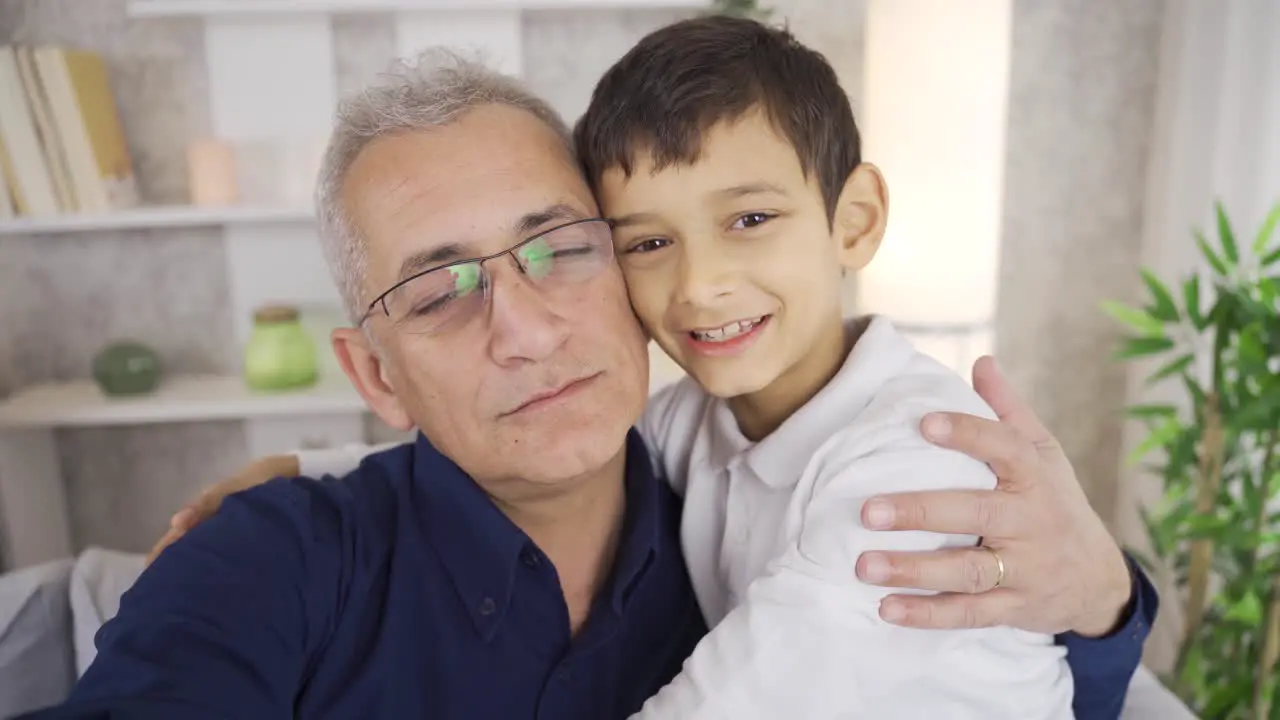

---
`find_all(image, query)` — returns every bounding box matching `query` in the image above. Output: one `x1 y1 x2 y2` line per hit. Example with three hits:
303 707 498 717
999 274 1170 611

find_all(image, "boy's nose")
674 250 736 307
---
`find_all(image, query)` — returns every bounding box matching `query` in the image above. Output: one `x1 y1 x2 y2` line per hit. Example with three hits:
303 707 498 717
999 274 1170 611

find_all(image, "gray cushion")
0 558 75 717
69 547 145 677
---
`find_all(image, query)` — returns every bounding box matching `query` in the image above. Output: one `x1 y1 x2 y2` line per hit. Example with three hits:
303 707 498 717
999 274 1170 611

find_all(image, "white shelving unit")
128 0 707 16
0 0 696 571
0 375 364 428
0 205 313 236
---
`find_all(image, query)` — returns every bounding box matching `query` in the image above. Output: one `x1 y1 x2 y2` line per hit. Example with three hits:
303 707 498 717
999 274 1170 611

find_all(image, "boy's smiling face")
601 111 884 409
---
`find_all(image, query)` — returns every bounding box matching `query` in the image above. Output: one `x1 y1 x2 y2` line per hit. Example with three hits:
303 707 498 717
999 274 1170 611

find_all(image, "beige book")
16 46 77 212
0 45 59 216
0 135 15 218
34 46 137 213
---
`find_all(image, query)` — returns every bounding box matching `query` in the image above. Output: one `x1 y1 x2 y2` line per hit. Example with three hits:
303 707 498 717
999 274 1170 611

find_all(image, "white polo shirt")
631 316 1074 719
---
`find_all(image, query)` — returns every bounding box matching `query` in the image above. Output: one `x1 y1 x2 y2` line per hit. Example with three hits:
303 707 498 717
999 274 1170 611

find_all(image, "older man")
27 52 1154 719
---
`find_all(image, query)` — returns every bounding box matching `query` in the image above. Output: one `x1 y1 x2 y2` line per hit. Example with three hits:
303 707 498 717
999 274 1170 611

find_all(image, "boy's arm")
630 412 1074 719
29 479 341 718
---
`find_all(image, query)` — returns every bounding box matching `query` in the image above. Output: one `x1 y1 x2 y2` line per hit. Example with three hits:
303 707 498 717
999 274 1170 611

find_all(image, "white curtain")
1118 0 1280 672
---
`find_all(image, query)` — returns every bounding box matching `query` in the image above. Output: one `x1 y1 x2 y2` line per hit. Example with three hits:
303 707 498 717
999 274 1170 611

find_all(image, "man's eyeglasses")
360 218 615 335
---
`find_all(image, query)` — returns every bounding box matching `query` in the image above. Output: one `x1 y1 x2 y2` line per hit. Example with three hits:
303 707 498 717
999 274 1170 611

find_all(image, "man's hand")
854 356 1133 637
145 454 300 565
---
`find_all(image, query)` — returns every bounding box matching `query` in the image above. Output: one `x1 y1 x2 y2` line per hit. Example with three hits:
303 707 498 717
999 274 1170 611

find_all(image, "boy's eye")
731 212 774 230
625 237 671 254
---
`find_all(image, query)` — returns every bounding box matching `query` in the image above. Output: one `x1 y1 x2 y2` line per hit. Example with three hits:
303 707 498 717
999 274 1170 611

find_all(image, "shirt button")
478 597 496 616
521 549 541 568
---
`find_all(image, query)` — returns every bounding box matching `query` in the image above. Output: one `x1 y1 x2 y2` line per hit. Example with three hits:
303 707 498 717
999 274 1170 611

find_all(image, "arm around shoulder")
36 477 347 719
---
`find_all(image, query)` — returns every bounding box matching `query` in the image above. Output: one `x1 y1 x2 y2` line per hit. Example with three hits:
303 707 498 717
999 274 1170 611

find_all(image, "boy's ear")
831 163 889 273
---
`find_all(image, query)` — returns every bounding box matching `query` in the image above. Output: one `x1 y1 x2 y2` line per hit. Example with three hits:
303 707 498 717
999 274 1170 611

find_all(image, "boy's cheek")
620 268 669 338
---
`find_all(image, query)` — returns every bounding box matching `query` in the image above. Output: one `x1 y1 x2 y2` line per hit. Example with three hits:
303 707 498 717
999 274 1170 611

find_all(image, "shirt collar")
413 428 663 641
705 316 915 486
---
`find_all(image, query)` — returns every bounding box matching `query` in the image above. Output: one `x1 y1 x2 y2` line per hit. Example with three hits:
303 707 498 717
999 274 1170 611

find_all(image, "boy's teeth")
691 317 764 343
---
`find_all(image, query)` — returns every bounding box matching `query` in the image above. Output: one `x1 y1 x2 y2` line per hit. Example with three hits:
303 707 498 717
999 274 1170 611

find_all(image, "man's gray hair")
315 48 573 323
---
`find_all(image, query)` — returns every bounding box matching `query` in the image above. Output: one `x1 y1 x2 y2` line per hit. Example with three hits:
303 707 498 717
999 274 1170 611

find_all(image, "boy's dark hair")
574 15 861 221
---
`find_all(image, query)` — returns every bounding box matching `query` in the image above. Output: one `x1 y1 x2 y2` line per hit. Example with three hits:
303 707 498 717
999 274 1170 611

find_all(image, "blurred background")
0 0 1276 701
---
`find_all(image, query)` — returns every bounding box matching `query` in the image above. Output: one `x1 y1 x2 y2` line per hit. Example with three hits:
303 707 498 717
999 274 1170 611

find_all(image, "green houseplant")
1104 201 1280 719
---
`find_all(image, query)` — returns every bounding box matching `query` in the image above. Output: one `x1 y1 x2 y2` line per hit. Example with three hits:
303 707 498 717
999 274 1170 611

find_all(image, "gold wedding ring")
981 545 1006 591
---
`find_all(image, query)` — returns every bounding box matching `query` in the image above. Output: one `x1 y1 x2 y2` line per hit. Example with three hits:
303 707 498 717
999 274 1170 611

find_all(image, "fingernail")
859 553 891 583
922 413 952 441
880 599 907 624
864 498 896 529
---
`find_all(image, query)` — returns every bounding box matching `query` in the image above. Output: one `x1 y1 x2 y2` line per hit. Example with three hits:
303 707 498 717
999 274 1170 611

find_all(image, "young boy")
571 15 1075 719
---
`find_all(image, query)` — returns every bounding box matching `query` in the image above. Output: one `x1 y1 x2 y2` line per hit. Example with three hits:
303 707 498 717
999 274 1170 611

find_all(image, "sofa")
0 548 1197 718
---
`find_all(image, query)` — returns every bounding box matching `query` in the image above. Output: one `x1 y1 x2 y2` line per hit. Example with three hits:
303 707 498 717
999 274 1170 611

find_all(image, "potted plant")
1104 200 1280 718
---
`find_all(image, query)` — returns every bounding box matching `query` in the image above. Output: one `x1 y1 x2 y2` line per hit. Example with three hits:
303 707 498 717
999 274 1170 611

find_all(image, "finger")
919 412 1037 483
169 508 196 531
878 589 1021 630
970 356 1052 444
861 489 1023 538
856 546 1019 595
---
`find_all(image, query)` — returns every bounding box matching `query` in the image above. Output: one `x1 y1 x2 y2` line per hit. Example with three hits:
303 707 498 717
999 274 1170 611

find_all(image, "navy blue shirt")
27 430 1156 719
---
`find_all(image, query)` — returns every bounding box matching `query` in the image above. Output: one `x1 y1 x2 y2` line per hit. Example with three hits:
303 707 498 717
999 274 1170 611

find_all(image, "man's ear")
331 327 414 432
831 162 889 273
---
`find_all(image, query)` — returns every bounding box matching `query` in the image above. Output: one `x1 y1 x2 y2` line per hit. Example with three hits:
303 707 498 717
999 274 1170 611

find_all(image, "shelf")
129 0 707 16
0 374 365 428
0 205 314 236
0 364 685 429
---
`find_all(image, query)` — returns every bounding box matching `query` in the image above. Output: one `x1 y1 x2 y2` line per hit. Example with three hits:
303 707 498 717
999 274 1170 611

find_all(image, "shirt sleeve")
23 478 344 719
630 404 1076 720
1057 554 1160 720
297 442 400 480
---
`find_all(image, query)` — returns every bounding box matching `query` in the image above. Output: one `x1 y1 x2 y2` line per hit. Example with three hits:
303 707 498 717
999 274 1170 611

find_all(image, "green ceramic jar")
243 305 318 391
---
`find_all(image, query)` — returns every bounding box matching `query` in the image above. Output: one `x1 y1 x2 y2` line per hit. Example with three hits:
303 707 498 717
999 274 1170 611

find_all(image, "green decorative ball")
92 341 162 397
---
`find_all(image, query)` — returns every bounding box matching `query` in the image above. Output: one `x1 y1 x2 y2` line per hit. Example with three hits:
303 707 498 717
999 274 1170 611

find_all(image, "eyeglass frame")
357 216 617 328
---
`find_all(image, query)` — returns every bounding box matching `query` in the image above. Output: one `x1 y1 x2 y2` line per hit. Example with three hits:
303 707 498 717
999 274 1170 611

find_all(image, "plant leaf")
1215 201 1239 263
1253 201 1280 256
1146 354 1194 385
1196 229 1229 276
1101 301 1166 336
1114 335 1176 359
1182 275 1205 329
1224 590 1263 624
1125 404 1178 419
1139 269 1180 321
1263 244 1280 268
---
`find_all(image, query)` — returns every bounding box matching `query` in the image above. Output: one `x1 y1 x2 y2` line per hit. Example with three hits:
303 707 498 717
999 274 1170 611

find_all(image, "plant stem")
1251 433 1278 574
1175 391 1225 682
1253 576 1280 720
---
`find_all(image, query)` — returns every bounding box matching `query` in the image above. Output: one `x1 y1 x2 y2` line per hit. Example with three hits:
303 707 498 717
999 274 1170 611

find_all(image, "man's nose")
485 260 571 364
674 239 736 307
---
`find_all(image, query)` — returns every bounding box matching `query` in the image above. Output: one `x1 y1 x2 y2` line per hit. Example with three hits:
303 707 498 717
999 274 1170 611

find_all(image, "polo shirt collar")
705 316 915 486
413 428 663 641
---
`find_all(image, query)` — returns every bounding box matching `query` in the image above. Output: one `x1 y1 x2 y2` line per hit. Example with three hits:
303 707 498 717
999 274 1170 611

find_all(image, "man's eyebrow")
394 204 585 280
396 243 471 281
513 203 583 236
